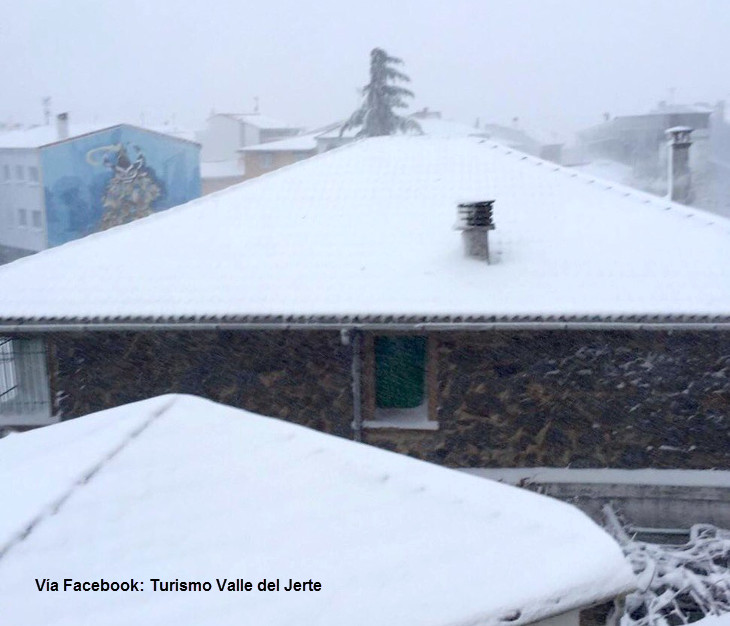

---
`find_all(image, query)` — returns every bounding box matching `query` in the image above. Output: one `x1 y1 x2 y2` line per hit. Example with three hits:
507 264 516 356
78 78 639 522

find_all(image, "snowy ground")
0 395 634 626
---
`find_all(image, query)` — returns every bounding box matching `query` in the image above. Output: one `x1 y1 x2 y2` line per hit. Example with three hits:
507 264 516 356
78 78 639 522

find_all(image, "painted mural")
41 126 200 247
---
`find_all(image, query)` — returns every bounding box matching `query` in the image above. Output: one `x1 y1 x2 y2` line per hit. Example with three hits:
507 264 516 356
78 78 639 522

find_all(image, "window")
364 335 438 430
17 208 27 227
375 336 427 409
2 165 9 181
28 166 39 183
258 153 274 169
31 210 42 229
15 165 24 181
0 340 18 403
0 337 51 423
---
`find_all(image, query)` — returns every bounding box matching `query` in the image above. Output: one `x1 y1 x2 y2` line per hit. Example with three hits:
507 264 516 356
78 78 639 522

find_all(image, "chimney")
456 201 496 262
716 100 726 123
665 126 693 204
56 112 69 140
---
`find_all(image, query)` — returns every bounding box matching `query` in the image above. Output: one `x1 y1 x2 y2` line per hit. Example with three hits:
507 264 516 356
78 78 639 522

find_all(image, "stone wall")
38 328 730 469
49 330 353 437
363 331 730 469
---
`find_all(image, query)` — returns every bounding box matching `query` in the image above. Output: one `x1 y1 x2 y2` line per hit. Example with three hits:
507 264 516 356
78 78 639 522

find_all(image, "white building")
196 112 301 193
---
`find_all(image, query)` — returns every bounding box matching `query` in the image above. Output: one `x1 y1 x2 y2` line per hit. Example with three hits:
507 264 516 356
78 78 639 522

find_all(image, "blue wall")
41 126 200 247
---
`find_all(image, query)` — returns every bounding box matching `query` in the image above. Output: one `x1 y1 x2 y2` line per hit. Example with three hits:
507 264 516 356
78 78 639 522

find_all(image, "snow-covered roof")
649 103 714 115
220 113 296 130
240 133 318 153
0 136 729 325
0 394 634 626
569 159 634 186
0 122 199 149
200 159 245 179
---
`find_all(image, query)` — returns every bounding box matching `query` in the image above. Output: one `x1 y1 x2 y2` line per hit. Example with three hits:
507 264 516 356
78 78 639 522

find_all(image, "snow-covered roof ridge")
239 133 319 152
0 394 635 626
0 122 200 149
0 135 728 323
219 112 298 130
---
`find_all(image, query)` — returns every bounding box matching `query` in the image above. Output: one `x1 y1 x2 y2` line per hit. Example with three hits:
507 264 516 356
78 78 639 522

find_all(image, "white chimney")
56 112 69 140
456 201 496 262
665 126 693 204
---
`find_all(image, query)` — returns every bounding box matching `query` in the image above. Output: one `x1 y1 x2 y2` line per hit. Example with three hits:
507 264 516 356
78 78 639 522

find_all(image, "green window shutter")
375 336 426 409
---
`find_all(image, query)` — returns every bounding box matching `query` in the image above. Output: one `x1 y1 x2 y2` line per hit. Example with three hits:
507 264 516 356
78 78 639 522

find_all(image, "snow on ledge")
362 404 439 430
461 467 730 488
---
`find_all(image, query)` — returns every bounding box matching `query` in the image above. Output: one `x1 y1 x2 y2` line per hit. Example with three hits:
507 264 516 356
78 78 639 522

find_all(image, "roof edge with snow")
2 313 730 332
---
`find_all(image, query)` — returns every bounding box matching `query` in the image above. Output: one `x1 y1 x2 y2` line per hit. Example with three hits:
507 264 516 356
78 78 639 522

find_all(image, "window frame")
361 333 439 431
0 337 52 426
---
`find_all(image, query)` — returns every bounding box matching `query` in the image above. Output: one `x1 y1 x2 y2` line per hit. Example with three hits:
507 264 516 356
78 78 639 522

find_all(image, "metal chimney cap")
456 200 496 230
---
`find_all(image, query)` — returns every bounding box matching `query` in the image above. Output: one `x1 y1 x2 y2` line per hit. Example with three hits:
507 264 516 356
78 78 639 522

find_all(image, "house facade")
238 133 318 180
0 136 728 474
0 118 201 263
35 326 729 470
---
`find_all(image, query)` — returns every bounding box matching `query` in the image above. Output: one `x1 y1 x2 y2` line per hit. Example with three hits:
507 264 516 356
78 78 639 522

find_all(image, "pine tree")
341 48 421 138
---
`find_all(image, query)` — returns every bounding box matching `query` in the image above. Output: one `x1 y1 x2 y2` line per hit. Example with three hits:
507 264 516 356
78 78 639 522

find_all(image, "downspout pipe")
349 329 363 442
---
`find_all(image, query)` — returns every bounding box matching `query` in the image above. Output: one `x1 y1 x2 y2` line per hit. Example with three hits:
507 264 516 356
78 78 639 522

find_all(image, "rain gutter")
2 321 730 332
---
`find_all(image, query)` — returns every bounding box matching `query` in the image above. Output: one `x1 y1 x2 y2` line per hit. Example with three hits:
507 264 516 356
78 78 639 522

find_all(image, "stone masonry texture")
363 330 730 469
40 329 730 469
49 330 353 437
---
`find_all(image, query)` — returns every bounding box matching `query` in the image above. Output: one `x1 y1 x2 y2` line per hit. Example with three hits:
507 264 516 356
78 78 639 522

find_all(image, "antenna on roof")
254 97 260 114
42 97 51 126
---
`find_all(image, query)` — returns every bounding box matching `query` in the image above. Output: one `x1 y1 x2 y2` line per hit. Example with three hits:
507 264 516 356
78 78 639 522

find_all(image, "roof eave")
2 314 730 333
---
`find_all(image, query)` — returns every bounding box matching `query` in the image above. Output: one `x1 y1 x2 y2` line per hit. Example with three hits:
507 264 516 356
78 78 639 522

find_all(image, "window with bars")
0 337 51 424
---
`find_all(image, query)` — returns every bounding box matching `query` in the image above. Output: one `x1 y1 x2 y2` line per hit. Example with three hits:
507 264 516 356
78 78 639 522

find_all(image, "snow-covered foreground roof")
0 395 634 626
0 136 729 324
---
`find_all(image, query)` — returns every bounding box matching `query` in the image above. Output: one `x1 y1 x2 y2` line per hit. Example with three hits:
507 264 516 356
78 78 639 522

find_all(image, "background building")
196 112 301 193
0 116 201 263
574 101 730 216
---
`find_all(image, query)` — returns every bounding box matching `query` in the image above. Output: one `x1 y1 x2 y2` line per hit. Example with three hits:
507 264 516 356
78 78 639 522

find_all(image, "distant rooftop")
217 112 298 130
0 121 199 149
239 133 319 153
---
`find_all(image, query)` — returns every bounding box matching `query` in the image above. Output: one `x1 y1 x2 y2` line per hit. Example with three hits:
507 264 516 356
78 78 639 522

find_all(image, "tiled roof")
0 136 728 325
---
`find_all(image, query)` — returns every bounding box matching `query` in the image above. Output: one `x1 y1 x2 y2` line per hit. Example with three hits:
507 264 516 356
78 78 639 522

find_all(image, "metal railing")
0 337 51 421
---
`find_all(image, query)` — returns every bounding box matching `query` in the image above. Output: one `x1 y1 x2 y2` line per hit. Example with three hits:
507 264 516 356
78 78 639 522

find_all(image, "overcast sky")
2 0 729 137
